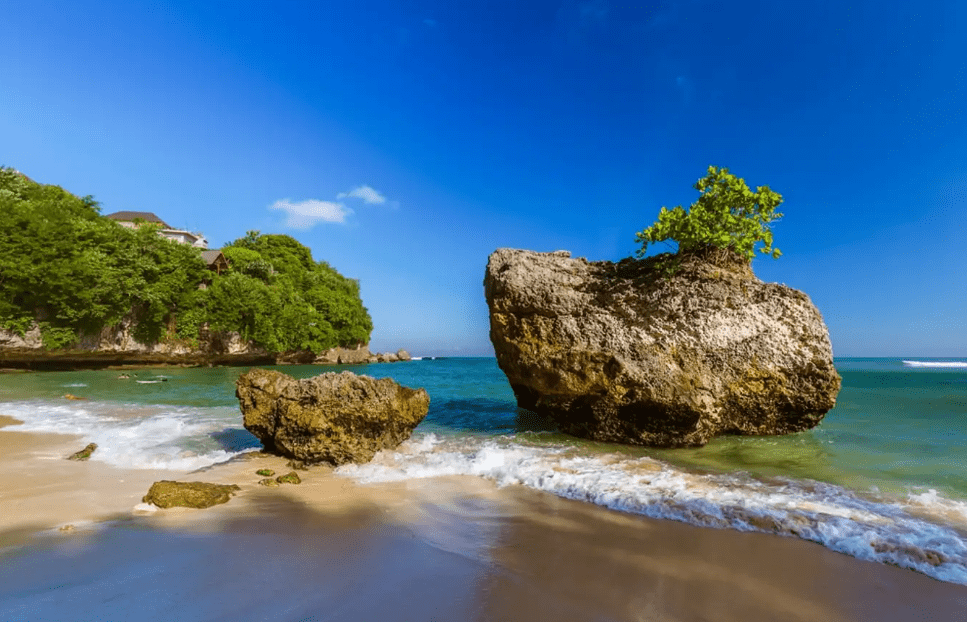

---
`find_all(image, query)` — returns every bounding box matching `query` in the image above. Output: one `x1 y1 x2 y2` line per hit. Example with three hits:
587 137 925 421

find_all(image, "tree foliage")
635 166 783 263
0 167 208 348
195 232 373 352
0 167 372 353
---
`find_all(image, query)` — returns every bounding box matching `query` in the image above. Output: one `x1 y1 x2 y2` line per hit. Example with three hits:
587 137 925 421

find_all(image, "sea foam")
337 433 967 585
1 399 255 471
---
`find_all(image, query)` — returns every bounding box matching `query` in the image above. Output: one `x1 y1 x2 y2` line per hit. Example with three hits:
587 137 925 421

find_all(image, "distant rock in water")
484 248 841 448
235 369 430 465
143 481 241 509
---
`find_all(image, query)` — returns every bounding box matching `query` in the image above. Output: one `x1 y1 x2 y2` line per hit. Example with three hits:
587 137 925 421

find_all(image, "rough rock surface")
484 248 841 447
143 481 241 509
0 325 42 349
67 443 97 461
312 344 373 365
0 319 384 369
235 369 430 465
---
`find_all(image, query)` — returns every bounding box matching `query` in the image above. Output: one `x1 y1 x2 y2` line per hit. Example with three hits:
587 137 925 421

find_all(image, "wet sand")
1 423 966 621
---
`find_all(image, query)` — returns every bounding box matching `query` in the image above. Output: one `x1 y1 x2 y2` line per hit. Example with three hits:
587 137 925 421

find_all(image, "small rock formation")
258 478 279 487
312 344 373 365
255 469 275 477
276 471 301 485
67 443 97 461
484 248 841 448
142 481 241 509
363 349 412 363
235 369 430 465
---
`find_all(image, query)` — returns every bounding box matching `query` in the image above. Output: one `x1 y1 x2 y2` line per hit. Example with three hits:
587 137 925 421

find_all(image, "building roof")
200 250 224 264
104 211 171 228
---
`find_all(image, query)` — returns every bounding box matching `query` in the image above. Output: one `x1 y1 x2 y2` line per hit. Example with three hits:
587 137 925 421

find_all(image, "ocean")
1 357 965 585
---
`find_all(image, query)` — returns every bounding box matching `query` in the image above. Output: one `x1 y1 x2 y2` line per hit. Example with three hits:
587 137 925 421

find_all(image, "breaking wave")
1 399 258 471
902 360 967 369
337 433 967 585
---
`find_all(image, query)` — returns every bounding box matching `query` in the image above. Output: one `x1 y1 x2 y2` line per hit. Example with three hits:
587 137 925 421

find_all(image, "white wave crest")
902 360 967 368
337 434 967 585
1 400 252 471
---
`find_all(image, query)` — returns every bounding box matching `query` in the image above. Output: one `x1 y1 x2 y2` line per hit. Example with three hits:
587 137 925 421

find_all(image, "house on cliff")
104 211 228 275
200 250 229 275
105 211 209 249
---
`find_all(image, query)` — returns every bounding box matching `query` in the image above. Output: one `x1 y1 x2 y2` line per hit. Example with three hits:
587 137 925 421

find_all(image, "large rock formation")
484 248 841 447
235 369 430 465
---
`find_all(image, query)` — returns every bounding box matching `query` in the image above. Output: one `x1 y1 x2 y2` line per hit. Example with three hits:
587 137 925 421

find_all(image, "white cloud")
337 185 387 205
270 199 353 229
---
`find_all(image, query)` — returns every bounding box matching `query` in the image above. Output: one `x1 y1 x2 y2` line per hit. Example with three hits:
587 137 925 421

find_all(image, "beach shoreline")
2 424 966 621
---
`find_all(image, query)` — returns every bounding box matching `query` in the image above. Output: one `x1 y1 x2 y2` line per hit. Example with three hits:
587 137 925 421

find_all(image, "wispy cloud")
270 199 353 229
271 185 392 230
337 185 387 205
423 18 437 27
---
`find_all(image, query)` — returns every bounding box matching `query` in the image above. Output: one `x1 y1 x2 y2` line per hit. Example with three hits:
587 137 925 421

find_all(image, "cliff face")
0 320 375 369
484 248 841 448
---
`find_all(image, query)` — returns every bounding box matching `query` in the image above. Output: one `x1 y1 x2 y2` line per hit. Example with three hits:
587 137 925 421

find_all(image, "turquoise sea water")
1 357 966 583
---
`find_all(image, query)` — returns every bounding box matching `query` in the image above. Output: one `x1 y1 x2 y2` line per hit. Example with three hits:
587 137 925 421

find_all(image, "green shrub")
635 166 783 263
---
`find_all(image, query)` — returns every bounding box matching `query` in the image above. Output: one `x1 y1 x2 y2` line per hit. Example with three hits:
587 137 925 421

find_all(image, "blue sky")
2 1 965 357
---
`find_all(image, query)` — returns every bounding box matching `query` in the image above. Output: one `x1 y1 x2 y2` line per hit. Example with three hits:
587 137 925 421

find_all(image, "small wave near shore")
338 432 967 585
0 399 257 471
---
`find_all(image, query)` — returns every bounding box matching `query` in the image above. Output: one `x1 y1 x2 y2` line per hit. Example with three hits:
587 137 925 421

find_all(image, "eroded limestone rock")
484 248 841 447
235 369 429 465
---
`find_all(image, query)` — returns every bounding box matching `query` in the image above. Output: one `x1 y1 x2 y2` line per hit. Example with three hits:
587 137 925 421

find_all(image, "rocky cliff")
484 248 841 447
0 320 398 369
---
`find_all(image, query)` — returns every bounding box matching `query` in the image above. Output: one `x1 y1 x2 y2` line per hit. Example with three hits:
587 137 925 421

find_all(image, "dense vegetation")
0 167 372 352
635 166 783 264
183 232 373 352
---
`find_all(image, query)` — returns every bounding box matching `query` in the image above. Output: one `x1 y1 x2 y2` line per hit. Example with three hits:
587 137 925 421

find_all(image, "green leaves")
0 167 372 354
635 165 783 264
200 232 373 352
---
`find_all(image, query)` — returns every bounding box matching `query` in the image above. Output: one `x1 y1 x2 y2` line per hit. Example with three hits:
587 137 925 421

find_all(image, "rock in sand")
143 481 241 509
67 443 97 461
235 369 430 465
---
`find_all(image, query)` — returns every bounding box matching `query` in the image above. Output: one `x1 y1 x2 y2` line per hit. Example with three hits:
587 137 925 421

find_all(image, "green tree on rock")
635 166 783 264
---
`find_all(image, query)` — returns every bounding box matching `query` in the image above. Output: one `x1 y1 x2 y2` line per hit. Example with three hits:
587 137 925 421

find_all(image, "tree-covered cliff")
0 167 372 352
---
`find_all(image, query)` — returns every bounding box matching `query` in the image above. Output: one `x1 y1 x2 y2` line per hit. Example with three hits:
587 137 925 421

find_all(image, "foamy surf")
902 360 967 368
337 433 967 585
1 399 257 471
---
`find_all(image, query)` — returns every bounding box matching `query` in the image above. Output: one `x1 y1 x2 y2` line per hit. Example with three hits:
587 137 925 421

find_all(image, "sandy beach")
1 418 965 622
